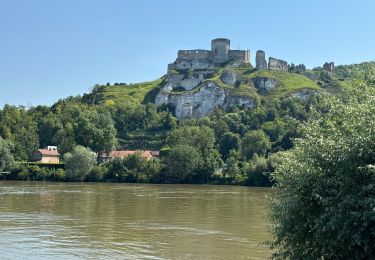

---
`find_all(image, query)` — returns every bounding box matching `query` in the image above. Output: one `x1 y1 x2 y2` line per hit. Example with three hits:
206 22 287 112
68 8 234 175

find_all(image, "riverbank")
2 160 272 187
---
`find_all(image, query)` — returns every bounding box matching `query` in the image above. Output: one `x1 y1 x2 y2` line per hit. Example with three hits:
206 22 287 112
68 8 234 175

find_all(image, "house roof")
37 149 60 156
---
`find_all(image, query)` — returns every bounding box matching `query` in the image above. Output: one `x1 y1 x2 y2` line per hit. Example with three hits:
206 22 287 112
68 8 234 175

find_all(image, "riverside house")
32 146 60 164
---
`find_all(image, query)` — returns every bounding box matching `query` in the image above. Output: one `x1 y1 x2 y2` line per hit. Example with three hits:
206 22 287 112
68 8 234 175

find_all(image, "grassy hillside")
83 65 345 106
246 69 321 99
83 76 165 105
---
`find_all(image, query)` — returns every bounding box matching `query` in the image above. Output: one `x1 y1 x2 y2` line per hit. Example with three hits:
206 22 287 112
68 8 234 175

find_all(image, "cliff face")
155 81 255 120
252 77 278 95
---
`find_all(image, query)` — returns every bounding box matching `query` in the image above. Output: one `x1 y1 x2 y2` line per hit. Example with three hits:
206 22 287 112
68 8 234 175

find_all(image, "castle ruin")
168 38 250 70
268 57 288 70
255 50 288 71
156 38 292 120
323 62 335 75
256 50 267 70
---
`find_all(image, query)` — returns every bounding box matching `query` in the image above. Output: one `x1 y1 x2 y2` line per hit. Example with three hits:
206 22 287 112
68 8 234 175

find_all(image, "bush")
52 168 65 181
64 146 97 181
36 167 52 181
87 165 105 182
17 165 30 180
245 154 270 186
269 81 375 259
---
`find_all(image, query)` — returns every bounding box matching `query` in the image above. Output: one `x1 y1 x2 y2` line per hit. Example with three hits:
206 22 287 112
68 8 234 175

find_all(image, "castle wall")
173 50 212 70
177 50 211 60
268 57 288 71
228 50 249 63
169 39 252 71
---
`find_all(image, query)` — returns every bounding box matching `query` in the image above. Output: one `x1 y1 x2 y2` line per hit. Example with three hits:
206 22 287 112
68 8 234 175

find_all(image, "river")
0 181 271 259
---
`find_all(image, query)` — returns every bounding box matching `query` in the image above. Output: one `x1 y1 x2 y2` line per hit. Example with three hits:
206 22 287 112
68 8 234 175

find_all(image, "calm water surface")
0 181 271 259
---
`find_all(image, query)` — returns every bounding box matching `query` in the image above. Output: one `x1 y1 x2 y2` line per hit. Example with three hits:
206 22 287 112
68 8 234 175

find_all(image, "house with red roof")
32 146 60 164
98 150 159 163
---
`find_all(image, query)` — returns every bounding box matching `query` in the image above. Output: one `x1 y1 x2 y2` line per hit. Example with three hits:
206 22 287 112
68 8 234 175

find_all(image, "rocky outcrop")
155 81 254 120
220 70 237 85
167 71 184 85
180 78 201 90
252 77 278 95
290 88 319 102
224 96 255 109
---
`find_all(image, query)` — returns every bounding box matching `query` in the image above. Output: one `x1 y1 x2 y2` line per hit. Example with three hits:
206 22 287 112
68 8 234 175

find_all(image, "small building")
98 150 159 163
32 146 60 164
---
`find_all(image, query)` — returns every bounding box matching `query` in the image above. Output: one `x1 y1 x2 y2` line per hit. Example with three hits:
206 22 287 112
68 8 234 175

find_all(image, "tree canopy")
64 146 97 181
269 76 375 259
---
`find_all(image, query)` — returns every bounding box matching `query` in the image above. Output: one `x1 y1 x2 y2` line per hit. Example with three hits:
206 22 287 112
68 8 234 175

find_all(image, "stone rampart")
228 50 250 63
268 57 288 70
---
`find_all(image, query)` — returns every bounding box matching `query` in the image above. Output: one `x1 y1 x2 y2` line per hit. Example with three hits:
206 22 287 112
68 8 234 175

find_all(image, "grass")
246 69 321 99
91 77 165 105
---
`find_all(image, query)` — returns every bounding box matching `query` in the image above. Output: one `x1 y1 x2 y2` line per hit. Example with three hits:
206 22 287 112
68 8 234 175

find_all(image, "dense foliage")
0 137 14 172
269 68 375 258
1 62 373 185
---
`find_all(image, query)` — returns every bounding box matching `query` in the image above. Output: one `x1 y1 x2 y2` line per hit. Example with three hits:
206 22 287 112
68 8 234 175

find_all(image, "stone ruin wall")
256 50 267 70
177 50 211 60
228 50 250 63
268 57 288 71
170 50 213 70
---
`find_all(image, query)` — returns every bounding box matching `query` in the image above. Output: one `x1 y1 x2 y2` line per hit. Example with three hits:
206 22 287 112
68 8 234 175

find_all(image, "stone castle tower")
211 38 230 63
256 50 267 69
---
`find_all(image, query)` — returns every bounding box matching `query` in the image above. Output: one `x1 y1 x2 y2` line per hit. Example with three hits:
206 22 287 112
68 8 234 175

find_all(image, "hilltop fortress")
155 38 333 120
168 38 288 72
168 38 250 70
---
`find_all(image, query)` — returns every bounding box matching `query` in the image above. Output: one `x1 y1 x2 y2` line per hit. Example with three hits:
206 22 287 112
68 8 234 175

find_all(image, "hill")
83 66 325 108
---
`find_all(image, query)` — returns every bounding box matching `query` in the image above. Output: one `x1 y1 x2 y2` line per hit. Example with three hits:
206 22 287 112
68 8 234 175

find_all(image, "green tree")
269 81 375 259
64 146 97 181
166 145 203 183
75 110 117 153
199 149 223 182
241 130 271 160
38 113 63 148
219 132 241 160
167 125 215 155
245 154 270 186
0 137 14 172
223 149 242 183
0 105 39 160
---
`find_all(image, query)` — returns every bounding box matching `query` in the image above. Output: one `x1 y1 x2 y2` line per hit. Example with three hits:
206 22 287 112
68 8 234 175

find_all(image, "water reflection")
0 181 271 259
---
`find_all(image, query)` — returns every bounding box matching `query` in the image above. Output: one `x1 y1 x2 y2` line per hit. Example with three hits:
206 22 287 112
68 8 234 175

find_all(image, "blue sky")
1 0 374 107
